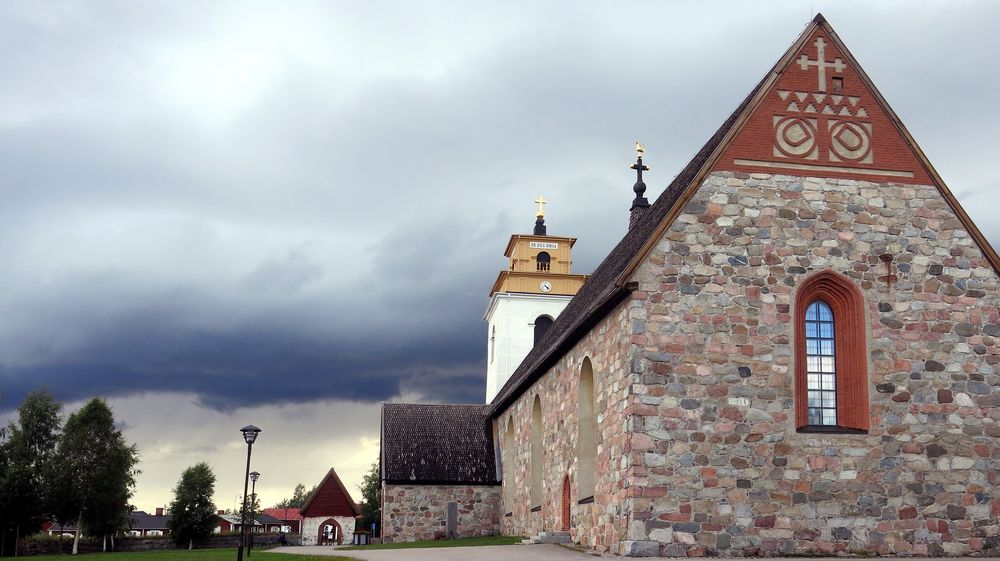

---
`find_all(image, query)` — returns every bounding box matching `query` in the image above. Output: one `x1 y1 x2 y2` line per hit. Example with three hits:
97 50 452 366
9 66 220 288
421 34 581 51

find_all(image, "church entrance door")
561 474 571 531
317 519 343 545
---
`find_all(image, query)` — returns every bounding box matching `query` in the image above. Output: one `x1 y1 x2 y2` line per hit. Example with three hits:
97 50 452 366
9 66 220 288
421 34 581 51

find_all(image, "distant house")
43 521 78 538
260 508 302 533
256 512 285 533
42 508 171 538
127 509 171 537
214 512 265 535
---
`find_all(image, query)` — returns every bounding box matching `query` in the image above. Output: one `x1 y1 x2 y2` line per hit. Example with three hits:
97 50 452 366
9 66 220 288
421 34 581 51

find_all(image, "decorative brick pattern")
622 171 999 556
381 484 501 543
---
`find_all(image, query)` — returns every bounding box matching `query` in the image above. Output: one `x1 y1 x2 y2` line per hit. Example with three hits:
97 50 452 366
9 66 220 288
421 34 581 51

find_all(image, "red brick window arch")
794 270 869 432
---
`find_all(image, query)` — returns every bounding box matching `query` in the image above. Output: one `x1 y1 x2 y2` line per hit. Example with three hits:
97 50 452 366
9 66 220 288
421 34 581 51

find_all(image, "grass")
24 548 353 561
339 535 524 550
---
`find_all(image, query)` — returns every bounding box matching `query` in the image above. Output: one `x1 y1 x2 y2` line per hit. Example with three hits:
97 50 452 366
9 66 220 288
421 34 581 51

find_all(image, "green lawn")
339 535 524 550
24 548 352 561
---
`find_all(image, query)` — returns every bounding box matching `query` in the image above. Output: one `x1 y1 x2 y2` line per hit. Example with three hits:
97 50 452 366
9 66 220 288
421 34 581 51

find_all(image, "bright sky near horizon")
1 0 998 511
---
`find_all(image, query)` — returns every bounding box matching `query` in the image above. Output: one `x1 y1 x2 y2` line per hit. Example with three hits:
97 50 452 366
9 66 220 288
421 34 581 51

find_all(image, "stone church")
380 15 999 556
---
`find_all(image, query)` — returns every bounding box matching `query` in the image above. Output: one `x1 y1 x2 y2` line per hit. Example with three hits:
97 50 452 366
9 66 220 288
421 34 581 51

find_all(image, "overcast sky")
1 1 998 512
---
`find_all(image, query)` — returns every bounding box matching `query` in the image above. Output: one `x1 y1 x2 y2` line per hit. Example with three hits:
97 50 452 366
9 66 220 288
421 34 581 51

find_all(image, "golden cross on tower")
535 195 547 218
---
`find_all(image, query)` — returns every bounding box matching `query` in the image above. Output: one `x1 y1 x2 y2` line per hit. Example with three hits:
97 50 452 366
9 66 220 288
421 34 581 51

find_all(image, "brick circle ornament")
829 120 872 162
774 116 818 158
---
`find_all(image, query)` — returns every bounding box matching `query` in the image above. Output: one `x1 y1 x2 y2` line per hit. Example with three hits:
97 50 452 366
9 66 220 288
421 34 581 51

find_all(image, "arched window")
577 357 597 501
533 315 553 346
805 301 837 426
536 252 551 271
795 270 869 432
530 395 543 510
490 325 496 364
504 418 515 513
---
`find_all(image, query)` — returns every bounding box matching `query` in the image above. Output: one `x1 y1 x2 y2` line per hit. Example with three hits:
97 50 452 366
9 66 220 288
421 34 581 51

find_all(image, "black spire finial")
630 142 650 211
629 142 651 230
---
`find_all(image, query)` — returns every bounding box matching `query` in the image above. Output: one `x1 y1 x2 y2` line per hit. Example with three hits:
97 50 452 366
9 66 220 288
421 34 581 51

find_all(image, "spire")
629 141 650 229
533 194 547 235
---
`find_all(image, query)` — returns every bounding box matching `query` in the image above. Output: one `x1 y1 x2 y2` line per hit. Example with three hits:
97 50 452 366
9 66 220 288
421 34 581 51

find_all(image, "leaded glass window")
805 300 837 426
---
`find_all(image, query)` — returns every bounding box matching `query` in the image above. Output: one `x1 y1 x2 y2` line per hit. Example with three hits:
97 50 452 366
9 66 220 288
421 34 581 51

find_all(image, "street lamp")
248 472 260 556
236 425 261 561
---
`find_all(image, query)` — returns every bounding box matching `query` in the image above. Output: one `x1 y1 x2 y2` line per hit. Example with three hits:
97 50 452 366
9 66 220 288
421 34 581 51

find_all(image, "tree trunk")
102 534 107 552
188 538 193 550
72 510 82 555
111 535 115 551
14 523 19 558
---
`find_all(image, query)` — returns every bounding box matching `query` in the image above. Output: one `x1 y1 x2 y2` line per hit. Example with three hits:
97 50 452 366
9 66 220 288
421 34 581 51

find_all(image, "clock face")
540 281 552 293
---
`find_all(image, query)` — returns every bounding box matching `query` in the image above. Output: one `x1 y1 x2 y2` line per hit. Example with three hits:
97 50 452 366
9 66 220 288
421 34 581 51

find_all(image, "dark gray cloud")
1 1 999 414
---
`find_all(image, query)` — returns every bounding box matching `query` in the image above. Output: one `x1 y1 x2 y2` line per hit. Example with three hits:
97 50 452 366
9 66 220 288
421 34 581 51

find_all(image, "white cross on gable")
797 37 845 92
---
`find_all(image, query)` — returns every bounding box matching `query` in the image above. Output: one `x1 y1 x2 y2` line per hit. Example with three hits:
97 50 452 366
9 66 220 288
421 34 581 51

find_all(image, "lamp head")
241 425 261 445
250 471 260 483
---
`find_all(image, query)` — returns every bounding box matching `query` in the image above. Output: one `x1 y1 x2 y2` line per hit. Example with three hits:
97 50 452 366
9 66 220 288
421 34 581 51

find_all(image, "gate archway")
317 518 343 545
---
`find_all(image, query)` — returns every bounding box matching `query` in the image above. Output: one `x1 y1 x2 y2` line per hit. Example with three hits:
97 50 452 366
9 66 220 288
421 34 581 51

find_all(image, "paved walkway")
268 545 1000 561
268 544 593 560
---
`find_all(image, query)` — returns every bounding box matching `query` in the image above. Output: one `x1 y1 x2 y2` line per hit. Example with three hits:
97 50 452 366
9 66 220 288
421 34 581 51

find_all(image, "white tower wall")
484 292 572 403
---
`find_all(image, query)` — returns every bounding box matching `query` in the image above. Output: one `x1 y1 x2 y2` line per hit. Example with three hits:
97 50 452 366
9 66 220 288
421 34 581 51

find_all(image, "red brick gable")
299 468 360 518
715 21 931 185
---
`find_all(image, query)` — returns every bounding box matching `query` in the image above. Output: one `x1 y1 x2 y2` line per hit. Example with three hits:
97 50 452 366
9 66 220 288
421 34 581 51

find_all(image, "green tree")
358 460 381 536
51 398 140 554
0 390 63 556
272 483 317 509
167 463 218 550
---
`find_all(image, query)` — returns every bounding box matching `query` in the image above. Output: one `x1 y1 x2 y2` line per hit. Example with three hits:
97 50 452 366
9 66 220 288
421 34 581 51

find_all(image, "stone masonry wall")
381 484 501 543
496 300 632 552
623 171 999 556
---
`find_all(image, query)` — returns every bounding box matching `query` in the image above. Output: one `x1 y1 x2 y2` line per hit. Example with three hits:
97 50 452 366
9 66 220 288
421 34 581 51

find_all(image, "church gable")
299 467 360 518
716 18 931 184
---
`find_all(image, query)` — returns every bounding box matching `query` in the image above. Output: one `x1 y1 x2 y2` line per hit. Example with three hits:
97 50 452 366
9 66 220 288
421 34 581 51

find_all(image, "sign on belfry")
530 241 558 250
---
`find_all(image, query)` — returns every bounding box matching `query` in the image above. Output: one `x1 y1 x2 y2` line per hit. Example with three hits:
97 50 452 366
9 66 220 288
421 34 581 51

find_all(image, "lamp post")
248 472 260 556
236 425 260 561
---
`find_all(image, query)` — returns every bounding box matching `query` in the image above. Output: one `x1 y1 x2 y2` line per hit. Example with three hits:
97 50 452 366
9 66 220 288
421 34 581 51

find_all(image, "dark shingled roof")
381 403 499 485
487 24 786 417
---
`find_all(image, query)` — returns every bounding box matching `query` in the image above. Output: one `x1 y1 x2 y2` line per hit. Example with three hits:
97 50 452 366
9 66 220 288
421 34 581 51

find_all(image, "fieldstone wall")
496 301 632 552
623 171 999 556
381 484 501 543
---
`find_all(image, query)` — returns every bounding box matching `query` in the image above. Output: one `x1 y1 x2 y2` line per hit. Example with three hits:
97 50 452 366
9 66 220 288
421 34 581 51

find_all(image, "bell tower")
484 197 587 403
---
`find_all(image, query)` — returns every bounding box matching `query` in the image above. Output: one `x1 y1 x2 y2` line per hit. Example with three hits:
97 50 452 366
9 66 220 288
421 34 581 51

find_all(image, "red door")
561 475 571 531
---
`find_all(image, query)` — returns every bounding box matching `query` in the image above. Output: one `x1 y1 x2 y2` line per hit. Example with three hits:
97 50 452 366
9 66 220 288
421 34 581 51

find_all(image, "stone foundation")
381 483 501 543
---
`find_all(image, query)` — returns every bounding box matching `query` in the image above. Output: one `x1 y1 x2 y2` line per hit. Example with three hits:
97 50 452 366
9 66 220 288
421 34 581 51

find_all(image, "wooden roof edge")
616 17 819 287
488 282 636 417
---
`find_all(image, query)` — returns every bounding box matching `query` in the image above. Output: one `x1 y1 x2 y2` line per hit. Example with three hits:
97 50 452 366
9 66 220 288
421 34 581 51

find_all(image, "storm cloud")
2 0 999 417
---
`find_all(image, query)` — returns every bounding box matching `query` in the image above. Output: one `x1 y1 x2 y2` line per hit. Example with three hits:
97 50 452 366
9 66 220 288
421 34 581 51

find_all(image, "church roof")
299 467 360 518
489 13 1000 417
488 38 771 416
381 403 499 485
